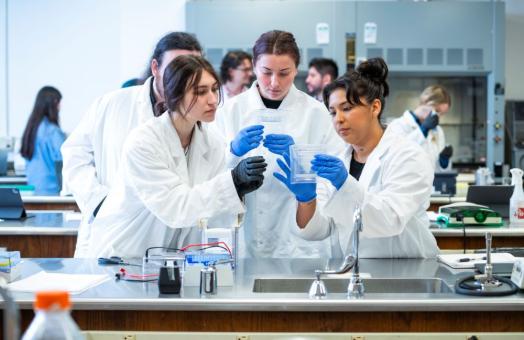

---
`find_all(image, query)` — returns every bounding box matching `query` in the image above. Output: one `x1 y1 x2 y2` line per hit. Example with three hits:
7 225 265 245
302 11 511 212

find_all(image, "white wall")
505 0 524 100
0 0 6 136
4 0 185 138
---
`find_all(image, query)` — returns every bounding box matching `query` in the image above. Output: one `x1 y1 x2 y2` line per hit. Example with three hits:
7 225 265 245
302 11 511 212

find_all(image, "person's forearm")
297 199 316 228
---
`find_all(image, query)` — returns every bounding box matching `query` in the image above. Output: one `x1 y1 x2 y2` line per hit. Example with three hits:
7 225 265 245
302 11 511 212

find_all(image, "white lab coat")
296 126 439 258
388 110 446 171
61 77 156 257
85 113 244 258
211 82 344 258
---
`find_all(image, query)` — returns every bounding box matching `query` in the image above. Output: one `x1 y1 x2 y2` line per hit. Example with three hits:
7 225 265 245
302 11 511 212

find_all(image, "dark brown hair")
220 50 252 82
21 86 62 159
162 55 222 122
252 30 300 67
323 57 389 120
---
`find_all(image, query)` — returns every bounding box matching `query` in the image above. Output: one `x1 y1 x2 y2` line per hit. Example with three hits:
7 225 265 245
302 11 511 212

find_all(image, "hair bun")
357 57 389 97
357 57 388 82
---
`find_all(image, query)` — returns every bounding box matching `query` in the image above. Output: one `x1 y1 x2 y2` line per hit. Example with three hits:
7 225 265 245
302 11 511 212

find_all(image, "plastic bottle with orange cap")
21 291 85 340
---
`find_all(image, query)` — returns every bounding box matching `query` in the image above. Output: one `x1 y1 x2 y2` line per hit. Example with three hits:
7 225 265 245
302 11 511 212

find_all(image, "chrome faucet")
309 207 365 298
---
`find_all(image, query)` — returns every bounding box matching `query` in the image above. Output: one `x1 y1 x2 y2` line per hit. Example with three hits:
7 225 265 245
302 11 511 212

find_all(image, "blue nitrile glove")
311 154 348 190
263 134 295 156
273 153 316 203
420 113 439 138
439 145 453 169
230 125 264 157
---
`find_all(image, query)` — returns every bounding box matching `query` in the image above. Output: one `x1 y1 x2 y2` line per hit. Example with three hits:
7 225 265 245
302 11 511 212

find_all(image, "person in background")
388 85 453 171
86 55 267 258
274 58 439 258
21 86 66 195
61 32 202 257
305 58 338 102
213 30 343 259
219 50 253 104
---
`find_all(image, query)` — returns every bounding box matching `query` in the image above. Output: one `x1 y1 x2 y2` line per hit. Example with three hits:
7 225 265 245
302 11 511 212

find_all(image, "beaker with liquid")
290 144 325 183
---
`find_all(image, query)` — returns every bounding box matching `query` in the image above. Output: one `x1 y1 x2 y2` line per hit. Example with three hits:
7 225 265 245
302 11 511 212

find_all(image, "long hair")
20 86 62 160
162 55 222 127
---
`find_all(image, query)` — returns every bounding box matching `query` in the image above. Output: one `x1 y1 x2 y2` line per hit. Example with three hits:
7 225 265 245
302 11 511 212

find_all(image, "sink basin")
253 278 453 294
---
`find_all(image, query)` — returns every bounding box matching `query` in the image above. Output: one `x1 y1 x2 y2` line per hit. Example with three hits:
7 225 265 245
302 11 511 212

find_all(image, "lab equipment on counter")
158 261 182 294
199 259 234 297
510 258 524 289
21 291 84 340
290 144 324 184
0 251 21 282
437 202 503 227
0 188 27 220
455 233 519 296
433 171 457 195
509 168 524 227
466 185 513 218
475 167 495 185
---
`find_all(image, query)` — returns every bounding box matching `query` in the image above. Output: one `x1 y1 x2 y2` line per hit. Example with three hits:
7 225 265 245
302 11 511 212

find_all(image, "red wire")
181 242 232 254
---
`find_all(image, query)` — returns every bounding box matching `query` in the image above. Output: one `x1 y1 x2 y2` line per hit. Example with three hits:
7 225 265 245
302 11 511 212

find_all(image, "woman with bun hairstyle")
274 58 439 258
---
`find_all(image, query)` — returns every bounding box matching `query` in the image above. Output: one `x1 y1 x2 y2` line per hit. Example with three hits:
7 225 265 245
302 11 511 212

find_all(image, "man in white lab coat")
61 32 202 257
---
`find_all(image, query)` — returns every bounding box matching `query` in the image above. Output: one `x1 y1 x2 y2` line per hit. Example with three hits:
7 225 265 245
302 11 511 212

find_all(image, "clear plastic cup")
256 109 284 136
290 144 325 183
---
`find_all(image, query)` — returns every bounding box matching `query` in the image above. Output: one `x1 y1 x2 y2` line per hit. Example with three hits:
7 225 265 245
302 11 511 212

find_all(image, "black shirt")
261 96 283 109
349 155 365 181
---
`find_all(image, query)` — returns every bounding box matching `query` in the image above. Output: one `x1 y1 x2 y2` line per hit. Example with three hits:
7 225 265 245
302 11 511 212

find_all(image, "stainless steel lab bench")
4 258 524 333
0 212 79 257
21 195 79 211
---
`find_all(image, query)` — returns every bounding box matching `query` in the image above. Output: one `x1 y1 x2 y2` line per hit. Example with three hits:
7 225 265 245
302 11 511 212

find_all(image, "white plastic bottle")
22 291 85 340
509 168 524 228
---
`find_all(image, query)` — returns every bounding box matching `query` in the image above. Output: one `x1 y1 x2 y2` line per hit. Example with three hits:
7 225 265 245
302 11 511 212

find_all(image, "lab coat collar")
343 126 397 188
246 81 301 112
136 77 156 122
402 110 420 130
159 113 212 184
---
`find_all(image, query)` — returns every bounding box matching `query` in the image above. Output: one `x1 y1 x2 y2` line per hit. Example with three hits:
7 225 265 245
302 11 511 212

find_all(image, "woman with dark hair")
274 58 439 258
213 30 342 259
219 50 253 103
85 55 267 258
21 86 65 195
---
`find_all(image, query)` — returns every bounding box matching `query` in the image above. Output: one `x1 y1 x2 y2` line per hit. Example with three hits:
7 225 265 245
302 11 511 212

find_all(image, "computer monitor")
466 185 514 218
0 188 27 219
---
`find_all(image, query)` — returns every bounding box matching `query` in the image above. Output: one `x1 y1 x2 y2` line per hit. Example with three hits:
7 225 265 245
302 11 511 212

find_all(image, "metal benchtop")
4 258 524 312
0 212 79 235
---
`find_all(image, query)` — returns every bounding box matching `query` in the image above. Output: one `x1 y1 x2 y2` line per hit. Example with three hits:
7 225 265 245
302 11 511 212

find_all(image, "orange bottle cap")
34 291 71 310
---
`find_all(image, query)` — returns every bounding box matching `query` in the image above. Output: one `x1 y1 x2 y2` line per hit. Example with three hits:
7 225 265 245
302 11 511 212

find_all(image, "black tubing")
454 275 519 296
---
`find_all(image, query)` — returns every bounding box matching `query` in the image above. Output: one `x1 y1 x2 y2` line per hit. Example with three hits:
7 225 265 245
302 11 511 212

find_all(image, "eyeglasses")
235 67 252 73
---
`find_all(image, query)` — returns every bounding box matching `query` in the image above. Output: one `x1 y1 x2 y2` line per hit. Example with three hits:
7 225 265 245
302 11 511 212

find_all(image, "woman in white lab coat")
212 30 343 258
84 55 267 258
388 85 453 171
274 58 439 258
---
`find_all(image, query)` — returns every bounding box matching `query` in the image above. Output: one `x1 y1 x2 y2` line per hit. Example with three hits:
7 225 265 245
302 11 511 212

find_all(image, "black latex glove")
420 113 439 136
440 145 453 159
231 156 267 199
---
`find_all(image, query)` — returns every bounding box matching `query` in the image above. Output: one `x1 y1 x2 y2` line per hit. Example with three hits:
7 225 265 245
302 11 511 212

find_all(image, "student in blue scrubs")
20 86 66 195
